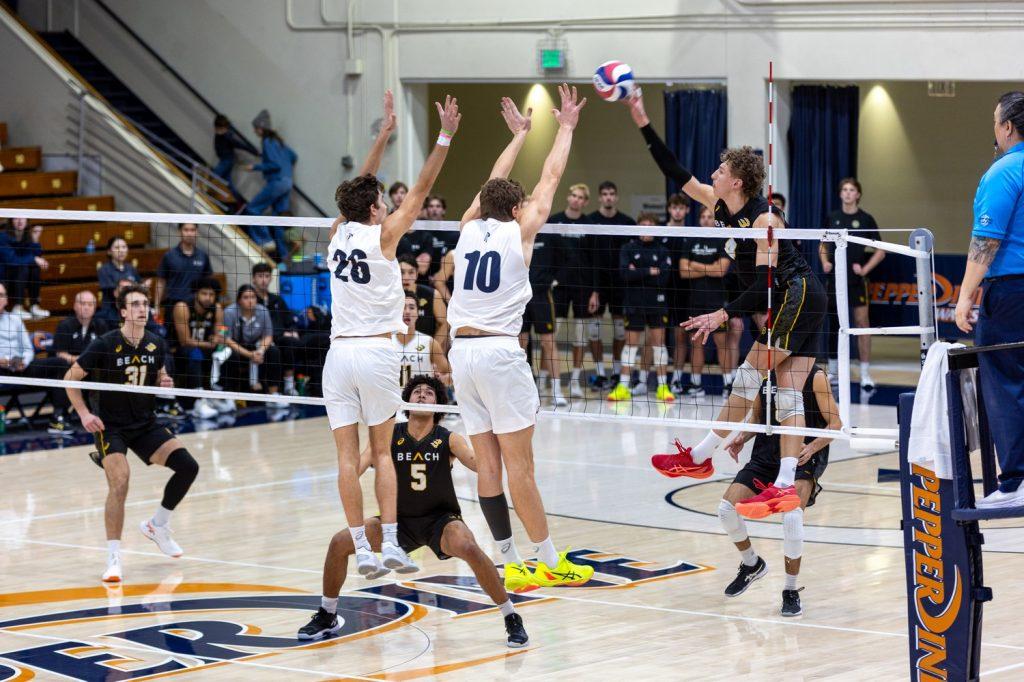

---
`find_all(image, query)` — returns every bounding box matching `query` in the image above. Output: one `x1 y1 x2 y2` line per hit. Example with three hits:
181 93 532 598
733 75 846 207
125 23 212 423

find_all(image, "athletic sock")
784 574 798 591
152 505 172 527
349 525 372 552
657 373 667 387
534 537 559 567
740 547 758 567
571 367 581 382
498 600 516 617
672 369 682 383
619 372 631 386
638 370 648 384
497 536 523 565
690 373 702 386
107 539 120 558
321 596 338 614
381 522 399 548
723 370 735 383
691 431 723 463
595 362 605 377
552 377 563 395
612 360 621 375
775 457 798 487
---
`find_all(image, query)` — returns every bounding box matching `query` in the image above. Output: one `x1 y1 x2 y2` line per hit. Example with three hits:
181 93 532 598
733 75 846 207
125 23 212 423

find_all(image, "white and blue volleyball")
593 60 635 102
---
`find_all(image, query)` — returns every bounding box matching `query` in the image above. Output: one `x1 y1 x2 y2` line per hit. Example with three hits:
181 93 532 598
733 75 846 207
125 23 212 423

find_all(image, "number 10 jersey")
447 218 533 337
328 221 405 338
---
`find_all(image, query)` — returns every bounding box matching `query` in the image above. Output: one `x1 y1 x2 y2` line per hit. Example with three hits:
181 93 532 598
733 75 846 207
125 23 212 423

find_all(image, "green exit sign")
541 49 564 70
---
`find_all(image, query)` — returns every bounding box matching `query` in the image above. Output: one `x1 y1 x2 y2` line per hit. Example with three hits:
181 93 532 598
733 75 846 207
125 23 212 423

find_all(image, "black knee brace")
162 449 199 510
478 493 513 541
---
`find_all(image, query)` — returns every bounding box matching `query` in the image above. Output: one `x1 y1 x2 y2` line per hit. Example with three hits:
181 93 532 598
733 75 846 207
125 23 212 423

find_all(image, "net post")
911 228 937 364
832 232 852 435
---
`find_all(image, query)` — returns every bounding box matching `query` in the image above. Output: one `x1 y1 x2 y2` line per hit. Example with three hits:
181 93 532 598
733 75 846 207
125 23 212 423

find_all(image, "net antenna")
765 61 776 436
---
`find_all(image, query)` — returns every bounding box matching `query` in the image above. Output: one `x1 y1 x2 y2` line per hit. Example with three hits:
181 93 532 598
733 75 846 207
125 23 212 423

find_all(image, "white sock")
784 574 798 591
321 596 338 614
740 547 758 566
284 375 295 391
595 362 605 377
571 368 581 382
539 370 549 383
638 370 648 384
107 539 120 558
381 522 399 548
690 373 702 386
860 361 870 376
498 599 516 617
497 536 523 565
657 373 667 386
349 525 372 552
619 372 630 386
552 377 563 395
775 457 798 487
535 537 559 567
612 360 621 375
152 505 172 527
691 431 722 463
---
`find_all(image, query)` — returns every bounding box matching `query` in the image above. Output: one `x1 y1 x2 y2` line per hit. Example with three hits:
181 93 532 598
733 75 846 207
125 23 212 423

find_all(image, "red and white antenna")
765 60 776 436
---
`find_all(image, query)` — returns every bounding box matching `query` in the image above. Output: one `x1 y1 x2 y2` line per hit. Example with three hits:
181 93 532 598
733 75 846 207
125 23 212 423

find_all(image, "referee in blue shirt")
955 91 1024 509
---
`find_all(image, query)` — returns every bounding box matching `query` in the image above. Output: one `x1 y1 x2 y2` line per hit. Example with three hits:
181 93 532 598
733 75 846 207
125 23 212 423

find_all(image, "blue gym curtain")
664 88 727 224
787 84 860 264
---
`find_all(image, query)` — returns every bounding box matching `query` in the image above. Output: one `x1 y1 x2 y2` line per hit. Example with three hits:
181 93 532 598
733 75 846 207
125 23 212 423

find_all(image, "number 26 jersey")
447 218 533 337
76 328 166 428
328 221 405 338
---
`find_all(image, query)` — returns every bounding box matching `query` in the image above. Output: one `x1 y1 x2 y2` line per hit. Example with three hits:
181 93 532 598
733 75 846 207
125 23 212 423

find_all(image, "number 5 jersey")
328 221 405 338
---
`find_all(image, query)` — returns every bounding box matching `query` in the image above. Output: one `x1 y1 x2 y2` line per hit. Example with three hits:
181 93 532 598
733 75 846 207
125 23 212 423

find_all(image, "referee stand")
898 341 1024 681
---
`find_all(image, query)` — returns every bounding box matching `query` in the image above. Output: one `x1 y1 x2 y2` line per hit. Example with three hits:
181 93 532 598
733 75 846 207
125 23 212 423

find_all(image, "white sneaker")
381 542 419 574
976 486 1024 510
11 305 31 321
355 549 390 580
570 380 584 398
191 399 218 420
140 520 183 558
102 554 123 583
214 398 236 414
553 393 569 407
860 370 875 392
632 381 648 396
30 304 50 319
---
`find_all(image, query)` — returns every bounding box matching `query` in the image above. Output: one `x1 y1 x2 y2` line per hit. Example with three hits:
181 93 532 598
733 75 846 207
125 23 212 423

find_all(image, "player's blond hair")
569 183 590 200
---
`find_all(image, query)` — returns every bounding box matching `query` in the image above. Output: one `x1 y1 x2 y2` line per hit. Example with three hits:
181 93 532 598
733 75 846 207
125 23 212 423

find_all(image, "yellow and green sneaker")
504 562 539 593
531 550 595 587
656 383 676 403
606 382 632 402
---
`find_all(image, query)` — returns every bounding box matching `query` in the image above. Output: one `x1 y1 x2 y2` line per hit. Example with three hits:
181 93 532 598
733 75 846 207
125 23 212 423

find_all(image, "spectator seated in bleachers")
97 236 140 321
250 262 302 396
218 284 283 401
153 222 212 332
0 282 34 406
27 290 106 435
3 218 49 320
171 277 229 420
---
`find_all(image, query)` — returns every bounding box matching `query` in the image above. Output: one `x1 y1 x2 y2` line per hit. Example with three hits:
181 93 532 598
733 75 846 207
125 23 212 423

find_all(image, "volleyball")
592 60 635 102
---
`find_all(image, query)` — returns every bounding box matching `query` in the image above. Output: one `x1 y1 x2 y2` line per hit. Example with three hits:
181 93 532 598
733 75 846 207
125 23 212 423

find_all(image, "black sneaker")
781 587 803 617
504 612 529 648
591 375 608 390
297 607 342 640
159 401 187 420
670 379 684 395
683 384 706 398
724 556 768 597
47 415 74 435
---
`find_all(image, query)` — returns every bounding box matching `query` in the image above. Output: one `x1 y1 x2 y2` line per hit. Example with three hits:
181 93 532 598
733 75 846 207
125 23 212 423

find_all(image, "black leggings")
223 344 282 392
27 356 72 415
7 264 41 306
172 346 212 408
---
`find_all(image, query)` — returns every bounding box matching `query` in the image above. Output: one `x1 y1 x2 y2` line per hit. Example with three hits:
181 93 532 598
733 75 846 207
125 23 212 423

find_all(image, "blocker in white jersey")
447 218 533 337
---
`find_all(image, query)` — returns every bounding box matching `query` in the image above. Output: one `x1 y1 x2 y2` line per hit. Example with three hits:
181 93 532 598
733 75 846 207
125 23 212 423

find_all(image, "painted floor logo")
0 549 708 680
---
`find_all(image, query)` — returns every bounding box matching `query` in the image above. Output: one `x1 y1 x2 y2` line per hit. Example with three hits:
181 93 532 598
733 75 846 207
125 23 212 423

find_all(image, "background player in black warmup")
662 194 692 395
623 91 826 516
521 227 568 406
587 181 635 389
720 366 841 617
550 184 601 398
299 375 528 648
171 277 223 419
819 177 885 390
65 284 200 583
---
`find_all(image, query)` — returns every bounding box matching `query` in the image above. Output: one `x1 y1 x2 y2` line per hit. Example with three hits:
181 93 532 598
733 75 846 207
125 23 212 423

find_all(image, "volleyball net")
0 207 935 443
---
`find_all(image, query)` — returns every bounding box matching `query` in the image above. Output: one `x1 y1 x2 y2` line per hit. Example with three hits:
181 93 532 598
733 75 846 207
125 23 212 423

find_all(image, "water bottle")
214 324 228 352
0 405 7 435
85 239 95 254
314 252 325 270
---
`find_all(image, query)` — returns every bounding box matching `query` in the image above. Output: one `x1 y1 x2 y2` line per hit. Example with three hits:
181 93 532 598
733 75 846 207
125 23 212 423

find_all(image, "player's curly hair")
335 173 384 223
402 374 448 425
479 178 525 221
721 146 766 200
116 283 150 313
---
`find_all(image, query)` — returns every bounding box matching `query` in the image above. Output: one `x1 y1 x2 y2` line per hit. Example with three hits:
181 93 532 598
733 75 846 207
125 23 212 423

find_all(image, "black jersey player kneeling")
299 375 529 648
65 284 200 583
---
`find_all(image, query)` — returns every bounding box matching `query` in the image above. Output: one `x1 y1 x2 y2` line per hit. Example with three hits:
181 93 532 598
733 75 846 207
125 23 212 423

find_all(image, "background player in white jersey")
396 290 450 389
319 93 461 580
447 85 594 591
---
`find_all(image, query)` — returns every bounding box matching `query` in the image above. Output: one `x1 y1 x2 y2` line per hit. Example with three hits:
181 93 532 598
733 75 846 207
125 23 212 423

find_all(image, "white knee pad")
717 499 749 543
775 386 805 424
613 318 626 341
731 361 762 402
652 345 669 367
587 319 601 342
572 318 587 348
620 344 639 367
782 507 804 559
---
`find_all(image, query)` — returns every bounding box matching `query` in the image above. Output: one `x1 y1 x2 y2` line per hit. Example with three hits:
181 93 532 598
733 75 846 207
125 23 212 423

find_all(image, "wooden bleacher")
1 122 230 336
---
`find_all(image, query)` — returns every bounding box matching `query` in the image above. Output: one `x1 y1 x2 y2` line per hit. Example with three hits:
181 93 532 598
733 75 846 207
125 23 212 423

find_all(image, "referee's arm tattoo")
968 236 1001 266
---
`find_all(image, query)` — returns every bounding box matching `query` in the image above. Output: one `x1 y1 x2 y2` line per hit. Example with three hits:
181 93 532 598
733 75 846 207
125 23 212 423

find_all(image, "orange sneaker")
735 482 800 519
650 440 714 479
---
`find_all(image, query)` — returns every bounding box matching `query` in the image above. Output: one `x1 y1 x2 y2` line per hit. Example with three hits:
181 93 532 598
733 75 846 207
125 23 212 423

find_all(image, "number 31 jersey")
328 221 405 337
76 328 166 429
447 218 533 337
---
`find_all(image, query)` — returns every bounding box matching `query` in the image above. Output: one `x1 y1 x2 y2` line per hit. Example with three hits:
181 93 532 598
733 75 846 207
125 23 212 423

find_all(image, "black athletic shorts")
397 511 463 560
733 451 829 507
688 279 730 317
522 289 557 334
599 286 624 317
827 273 870 308
93 419 175 467
755 275 827 358
624 305 669 331
668 282 689 326
554 284 594 319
